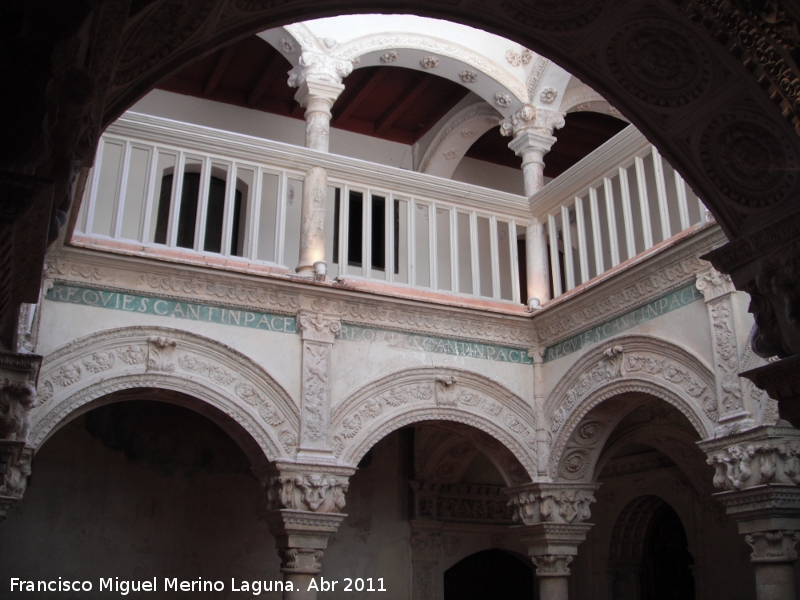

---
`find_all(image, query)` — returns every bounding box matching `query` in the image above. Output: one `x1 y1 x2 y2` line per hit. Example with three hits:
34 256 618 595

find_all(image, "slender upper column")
701 426 800 600
500 105 565 309
505 482 599 600
288 52 352 153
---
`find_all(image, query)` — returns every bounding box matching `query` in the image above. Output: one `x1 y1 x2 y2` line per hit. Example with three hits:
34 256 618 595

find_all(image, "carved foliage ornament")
508 487 596 525
267 472 348 513
287 52 353 87
707 441 800 491
0 380 37 442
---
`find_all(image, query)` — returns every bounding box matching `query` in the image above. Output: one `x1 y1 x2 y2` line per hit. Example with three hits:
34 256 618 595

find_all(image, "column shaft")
526 220 550 308
296 166 328 276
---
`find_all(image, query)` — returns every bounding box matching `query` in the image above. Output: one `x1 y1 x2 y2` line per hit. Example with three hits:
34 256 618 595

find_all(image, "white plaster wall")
35 298 302 406
131 90 414 170
451 157 525 196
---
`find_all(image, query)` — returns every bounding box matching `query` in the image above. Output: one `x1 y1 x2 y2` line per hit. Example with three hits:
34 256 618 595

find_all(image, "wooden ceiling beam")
332 67 388 125
375 75 434 135
203 44 238 96
247 53 288 106
413 87 470 143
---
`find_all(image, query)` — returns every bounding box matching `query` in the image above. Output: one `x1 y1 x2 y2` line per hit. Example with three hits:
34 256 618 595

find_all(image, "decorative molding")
331 367 537 478
526 57 550 101
29 327 298 459
334 35 527 102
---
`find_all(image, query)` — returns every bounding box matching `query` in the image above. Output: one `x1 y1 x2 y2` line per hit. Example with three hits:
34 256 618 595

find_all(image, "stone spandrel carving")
506 484 598 526
266 471 349 513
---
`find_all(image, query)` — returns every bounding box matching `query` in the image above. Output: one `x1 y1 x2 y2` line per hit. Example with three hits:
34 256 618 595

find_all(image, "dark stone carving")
608 19 712 107
497 0 606 31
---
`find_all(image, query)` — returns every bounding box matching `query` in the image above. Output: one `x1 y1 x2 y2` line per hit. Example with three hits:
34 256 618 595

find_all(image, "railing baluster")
674 170 690 231
275 171 288 267
547 213 562 297
634 156 654 250
139 146 159 243
561 204 575 291
651 147 672 241
429 202 438 289
618 167 636 260
221 163 237 257
407 198 415 287
364 190 373 279
509 220 520 304
83 139 105 235
194 156 212 251
490 215 501 300
698 196 707 223
574 196 589 285
450 207 458 294
470 211 480 296
386 193 394 285
603 177 620 268
112 141 132 239
246 167 263 260
166 151 186 247
589 187 604 275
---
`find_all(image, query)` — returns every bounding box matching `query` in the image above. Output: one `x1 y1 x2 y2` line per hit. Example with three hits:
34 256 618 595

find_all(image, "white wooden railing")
76 113 530 303
530 126 707 298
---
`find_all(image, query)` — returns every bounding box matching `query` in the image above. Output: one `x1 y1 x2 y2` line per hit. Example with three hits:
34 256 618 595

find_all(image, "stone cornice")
44 246 536 348
533 225 727 346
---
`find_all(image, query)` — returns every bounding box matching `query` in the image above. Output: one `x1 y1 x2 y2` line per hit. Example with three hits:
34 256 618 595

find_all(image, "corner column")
702 426 800 600
505 482 599 600
261 462 354 599
0 352 41 523
287 52 352 277
500 106 564 309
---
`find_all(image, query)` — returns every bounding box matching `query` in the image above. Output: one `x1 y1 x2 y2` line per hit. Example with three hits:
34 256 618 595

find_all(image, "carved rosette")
505 482 599 525
296 312 340 455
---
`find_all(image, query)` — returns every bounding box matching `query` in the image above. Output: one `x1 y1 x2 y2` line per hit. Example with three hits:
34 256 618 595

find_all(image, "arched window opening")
444 549 535 600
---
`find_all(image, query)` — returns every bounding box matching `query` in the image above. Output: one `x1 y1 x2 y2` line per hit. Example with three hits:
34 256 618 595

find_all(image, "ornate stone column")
702 426 800 600
500 106 565 309
696 265 752 430
287 52 352 278
296 311 340 464
261 462 354 600
505 482 599 600
528 345 550 477
409 521 443 600
0 352 41 523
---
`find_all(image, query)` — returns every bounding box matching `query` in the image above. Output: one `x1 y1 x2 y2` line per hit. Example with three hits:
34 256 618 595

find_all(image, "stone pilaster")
696 265 751 429
701 427 800 600
296 311 340 463
410 521 443 600
0 351 41 523
260 462 354 600
528 345 550 477
505 483 599 600
500 105 564 309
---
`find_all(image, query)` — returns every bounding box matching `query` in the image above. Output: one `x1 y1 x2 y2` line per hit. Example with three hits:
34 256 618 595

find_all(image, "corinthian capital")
500 104 565 138
288 51 353 88
262 463 355 514
296 310 341 344
505 482 599 525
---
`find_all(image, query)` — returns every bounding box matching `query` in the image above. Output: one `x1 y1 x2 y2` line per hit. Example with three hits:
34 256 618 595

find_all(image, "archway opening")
444 549 535 600
0 394 281 592
608 495 695 600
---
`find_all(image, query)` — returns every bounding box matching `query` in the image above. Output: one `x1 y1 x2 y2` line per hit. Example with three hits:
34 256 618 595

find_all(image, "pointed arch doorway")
444 549 535 600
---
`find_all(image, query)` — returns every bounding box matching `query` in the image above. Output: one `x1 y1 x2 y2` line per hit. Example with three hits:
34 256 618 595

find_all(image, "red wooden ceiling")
156 35 627 179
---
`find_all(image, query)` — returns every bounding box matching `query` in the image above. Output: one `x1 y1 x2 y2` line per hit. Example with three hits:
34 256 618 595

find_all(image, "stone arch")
418 102 501 177
330 367 538 479
98 1 800 245
29 326 299 464
546 335 716 478
558 83 628 121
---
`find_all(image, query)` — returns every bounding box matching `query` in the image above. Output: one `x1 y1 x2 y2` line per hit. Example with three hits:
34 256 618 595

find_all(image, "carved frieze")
506 483 598 526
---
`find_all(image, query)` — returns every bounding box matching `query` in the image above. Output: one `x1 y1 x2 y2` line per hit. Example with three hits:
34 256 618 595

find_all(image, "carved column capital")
500 104 565 140
701 426 800 491
745 530 800 564
696 264 736 302
260 462 355 514
296 310 341 344
505 482 600 525
0 442 32 523
531 554 573 577
288 51 353 89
